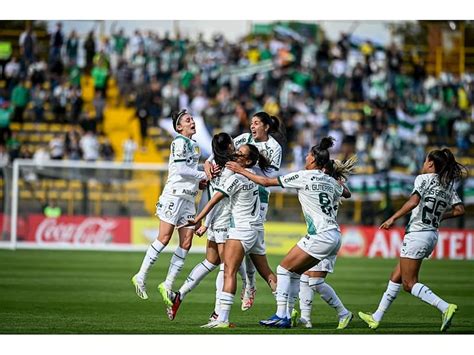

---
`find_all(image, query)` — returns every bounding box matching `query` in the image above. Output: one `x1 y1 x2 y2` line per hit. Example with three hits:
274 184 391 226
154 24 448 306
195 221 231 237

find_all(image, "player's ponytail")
428 148 468 187
212 132 233 168
246 144 271 174
310 136 335 168
327 155 358 181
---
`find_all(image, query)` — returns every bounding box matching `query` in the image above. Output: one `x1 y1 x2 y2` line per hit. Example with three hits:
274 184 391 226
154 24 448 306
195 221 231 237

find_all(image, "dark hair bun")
318 136 335 150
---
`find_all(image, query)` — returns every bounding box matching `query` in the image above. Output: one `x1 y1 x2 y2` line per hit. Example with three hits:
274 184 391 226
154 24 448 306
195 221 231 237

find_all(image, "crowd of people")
0 22 472 173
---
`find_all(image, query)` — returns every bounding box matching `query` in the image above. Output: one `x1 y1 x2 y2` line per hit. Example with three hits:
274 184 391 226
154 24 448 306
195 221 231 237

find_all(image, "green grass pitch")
0 249 473 334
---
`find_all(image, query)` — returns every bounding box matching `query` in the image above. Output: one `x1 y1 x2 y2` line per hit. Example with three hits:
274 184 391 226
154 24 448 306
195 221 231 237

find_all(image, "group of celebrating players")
131 108 467 331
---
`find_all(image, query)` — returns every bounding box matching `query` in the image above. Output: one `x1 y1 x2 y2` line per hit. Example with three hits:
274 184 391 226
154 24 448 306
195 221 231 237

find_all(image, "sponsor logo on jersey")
182 189 198 197
284 174 299 183
227 179 239 192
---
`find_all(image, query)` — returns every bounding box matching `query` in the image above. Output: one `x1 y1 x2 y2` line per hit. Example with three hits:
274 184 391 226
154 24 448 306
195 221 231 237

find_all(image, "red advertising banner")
339 226 474 260
25 215 131 245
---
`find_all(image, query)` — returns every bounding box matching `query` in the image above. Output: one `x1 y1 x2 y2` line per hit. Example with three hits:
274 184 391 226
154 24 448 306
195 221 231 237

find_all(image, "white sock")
299 274 313 321
310 277 349 319
214 263 224 314
179 259 218 299
137 240 166 280
217 291 234 322
238 262 247 290
164 246 188 290
276 265 291 318
286 272 301 318
245 256 256 290
372 280 401 322
411 282 449 313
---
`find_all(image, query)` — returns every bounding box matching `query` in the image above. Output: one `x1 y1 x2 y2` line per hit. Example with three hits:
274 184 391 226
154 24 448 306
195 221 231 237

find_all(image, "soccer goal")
0 159 207 252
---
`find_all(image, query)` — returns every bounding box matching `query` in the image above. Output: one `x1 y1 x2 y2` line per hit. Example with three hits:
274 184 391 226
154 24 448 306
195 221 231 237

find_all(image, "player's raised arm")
226 161 280 187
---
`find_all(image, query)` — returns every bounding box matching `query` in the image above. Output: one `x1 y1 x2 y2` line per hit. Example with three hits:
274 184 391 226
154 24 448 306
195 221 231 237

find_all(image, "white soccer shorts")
400 231 438 259
307 255 337 273
228 228 266 255
207 227 229 244
155 194 196 227
297 229 342 261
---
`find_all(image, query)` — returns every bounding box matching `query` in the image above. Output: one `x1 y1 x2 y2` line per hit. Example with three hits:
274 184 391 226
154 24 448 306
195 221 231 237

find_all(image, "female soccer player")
186 143 278 328
206 112 285 311
358 148 466 332
131 109 207 304
226 137 351 328
165 132 245 321
295 157 357 330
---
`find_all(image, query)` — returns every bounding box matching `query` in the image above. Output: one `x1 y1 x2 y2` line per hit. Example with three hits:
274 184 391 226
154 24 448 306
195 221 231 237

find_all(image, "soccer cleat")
208 311 219 322
259 314 291 328
166 292 182 321
291 309 299 328
158 282 174 307
358 311 379 330
336 311 354 330
298 317 313 329
440 304 457 332
131 274 148 300
241 286 256 311
200 320 232 328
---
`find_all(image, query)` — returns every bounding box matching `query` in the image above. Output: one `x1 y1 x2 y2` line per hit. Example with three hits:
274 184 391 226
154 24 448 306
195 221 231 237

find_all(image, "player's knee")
402 278 416 292
206 253 220 265
157 234 172 245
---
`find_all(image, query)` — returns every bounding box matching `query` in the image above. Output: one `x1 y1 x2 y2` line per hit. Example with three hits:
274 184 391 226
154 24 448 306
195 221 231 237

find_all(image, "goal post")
0 158 209 252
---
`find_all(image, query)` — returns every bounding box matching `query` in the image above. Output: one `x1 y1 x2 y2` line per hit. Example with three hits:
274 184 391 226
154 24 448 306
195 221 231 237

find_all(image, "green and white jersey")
233 133 282 204
406 173 462 233
162 134 204 202
215 168 263 230
278 169 343 235
205 166 233 230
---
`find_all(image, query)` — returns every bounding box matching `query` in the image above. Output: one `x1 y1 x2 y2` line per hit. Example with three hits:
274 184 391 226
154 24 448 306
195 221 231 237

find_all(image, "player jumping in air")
131 109 207 303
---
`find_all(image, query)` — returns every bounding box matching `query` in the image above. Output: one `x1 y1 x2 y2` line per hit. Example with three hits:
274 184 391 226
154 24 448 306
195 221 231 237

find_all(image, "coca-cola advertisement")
26 215 131 245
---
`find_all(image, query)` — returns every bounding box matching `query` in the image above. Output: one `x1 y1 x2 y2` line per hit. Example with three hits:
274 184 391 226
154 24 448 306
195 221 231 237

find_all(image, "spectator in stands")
4 57 21 92
51 80 69 123
122 135 137 163
70 86 83 122
49 22 64 64
99 135 115 161
65 128 82 160
84 31 96 74
6 130 21 162
93 91 106 133
31 83 48 123
19 24 36 68
91 57 108 98
80 131 99 162
66 30 79 65
0 101 12 145
11 79 30 125
49 133 65 160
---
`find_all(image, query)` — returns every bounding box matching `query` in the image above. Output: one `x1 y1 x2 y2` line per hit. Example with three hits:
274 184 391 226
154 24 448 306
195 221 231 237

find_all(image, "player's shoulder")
268 135 282 150
220 167 235 179
233 133 251 146
415 173 437 187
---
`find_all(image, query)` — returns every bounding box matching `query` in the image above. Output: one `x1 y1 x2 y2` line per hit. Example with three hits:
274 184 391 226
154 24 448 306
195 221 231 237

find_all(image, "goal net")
0 159 207 252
